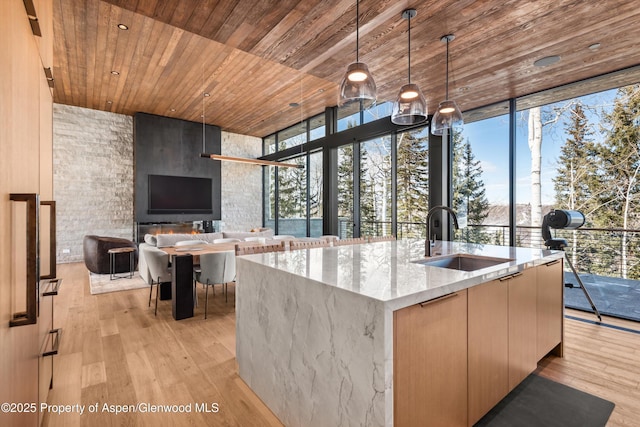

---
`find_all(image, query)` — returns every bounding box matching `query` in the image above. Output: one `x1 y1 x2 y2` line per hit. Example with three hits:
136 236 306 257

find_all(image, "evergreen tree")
452 133 490 244
359 145 377 236
554 103 599 212
337 144 355 237
396 131 429 238
360 138 392 237
277 156 307 218
552 102 599 271
596 84 640 278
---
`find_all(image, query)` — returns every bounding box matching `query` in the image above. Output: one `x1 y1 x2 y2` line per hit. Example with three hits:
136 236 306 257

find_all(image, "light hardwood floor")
44 262 640 426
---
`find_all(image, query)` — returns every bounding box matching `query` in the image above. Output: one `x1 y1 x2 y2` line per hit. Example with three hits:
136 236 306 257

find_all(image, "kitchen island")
235 240 564 427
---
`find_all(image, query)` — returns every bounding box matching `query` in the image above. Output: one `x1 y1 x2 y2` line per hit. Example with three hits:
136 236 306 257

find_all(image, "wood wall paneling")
1 0 54 426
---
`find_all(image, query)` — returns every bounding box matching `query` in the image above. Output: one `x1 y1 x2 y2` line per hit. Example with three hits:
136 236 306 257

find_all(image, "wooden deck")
43 262 640 426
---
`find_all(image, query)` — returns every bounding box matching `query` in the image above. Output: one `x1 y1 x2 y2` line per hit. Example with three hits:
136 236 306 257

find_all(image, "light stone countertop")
237 239 564 311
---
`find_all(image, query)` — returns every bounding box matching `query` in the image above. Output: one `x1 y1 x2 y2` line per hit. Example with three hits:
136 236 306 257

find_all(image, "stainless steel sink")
412 253 513 271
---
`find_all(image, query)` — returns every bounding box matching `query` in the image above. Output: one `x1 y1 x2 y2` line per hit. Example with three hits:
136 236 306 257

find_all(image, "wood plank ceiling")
52 0 640 138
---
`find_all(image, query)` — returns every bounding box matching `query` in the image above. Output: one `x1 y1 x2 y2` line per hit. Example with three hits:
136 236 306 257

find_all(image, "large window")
396 128 429 238
262 74 640 324
515 86 640 266
309 151 323 237
337 144 355 238
263 165 276 230
278 122 306 150
276 156 307 237
453 104 510 245
262 113 323 236
360 136 392 237
309 114 326 141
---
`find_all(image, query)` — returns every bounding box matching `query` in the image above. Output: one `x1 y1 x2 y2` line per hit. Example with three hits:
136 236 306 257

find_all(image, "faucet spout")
425 205 459 257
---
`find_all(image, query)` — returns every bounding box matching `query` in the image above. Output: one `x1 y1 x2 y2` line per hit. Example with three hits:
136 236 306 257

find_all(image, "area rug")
474 374 615 427
88 271 149 295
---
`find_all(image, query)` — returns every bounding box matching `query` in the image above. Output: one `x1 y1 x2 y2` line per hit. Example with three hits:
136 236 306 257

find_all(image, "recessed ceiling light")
533 55 561 67
458 86 470 92
203 93 210 97
170 108 176 112
106 100 112 104
588 43 601 50
289 102 300 108
110 70 120 75
117 24 129 30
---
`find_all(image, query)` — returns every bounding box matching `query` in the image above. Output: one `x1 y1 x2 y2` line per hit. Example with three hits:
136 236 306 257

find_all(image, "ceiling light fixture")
117 24 129 30
339 0 376 109
391 9 427 125
200 154 304 168
533 55 561 67
110 70 120 75
431 34 464 135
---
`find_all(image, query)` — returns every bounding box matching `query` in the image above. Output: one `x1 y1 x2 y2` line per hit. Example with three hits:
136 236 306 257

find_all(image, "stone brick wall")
53 104 264 263
220 132 263 232
53 104 134 263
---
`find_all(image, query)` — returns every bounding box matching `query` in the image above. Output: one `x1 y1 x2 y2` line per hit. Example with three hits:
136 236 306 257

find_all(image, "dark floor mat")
474 374 615 427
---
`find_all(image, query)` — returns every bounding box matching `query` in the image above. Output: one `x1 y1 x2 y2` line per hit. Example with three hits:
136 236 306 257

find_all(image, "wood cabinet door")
536 259 564 360
394 290 468 427
468 279 509 426
507 268 538 390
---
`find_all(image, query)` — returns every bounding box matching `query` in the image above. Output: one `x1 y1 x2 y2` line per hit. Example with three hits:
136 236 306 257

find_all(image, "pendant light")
339 0 376 109
431 34 464 135
391 9 427 125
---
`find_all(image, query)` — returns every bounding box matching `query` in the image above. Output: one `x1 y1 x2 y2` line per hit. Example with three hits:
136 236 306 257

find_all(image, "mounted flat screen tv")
148 174 213 214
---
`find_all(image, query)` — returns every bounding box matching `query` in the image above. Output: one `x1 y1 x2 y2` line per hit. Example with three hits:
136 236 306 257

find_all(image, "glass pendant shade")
431 34 464 135
339 62 377 108
391 83 427 125
431 99 464 135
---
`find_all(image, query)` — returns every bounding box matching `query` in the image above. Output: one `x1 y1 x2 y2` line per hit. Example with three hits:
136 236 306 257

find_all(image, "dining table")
160 242 237 320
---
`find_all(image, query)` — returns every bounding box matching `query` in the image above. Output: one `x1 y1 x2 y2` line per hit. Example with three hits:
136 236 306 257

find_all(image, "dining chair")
194 251 236 319
139 244 171 316
367 235 396 243
319 235 340 245
333 237 367 246
289 239 330 250
235 241 285 255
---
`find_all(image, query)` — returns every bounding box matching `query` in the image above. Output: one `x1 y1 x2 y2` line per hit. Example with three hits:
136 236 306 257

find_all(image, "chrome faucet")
425 205 459 257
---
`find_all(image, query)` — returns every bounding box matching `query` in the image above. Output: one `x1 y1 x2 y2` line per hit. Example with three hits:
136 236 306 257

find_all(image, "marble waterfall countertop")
236 239 564 311
235 239 564 427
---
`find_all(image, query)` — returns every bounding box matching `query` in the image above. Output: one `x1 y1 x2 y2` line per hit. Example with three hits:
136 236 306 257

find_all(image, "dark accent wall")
134 112 221 222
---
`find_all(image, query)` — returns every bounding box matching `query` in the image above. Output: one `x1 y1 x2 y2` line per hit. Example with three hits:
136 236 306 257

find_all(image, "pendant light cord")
202 63 206 153
355 0 360 62
407 13 411 84
202 92 206 152
445 38 450 100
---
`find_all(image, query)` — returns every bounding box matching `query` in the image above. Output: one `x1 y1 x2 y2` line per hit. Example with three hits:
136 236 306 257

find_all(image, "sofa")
83 235 138 274
145 229 275 248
